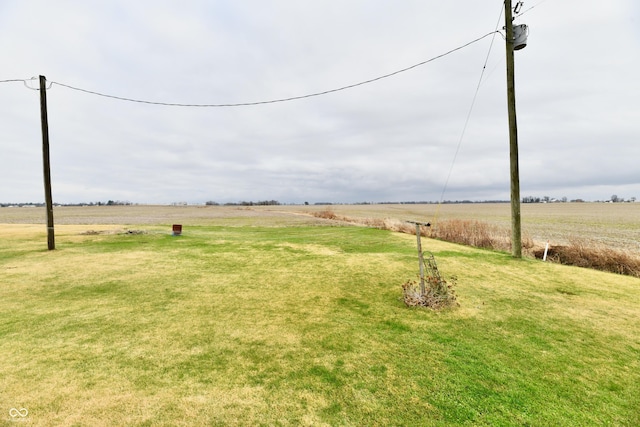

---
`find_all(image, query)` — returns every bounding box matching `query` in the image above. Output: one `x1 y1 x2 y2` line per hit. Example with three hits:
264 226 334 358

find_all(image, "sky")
1 0 638 205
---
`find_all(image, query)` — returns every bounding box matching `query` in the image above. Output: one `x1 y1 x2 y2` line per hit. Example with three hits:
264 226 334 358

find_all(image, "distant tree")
523 196 542 203
611 195 619 203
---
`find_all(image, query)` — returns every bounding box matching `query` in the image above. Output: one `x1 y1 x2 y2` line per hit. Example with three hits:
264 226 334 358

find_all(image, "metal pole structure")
504 0 522 258
407 221 431 295
39 75 55 250
415 223 426 295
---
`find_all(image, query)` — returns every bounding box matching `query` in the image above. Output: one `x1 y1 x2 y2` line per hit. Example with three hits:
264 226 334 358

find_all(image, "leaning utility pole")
39 75 55 250
505 0 521 258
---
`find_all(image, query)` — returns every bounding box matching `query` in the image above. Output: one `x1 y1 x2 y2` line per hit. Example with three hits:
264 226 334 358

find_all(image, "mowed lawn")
1 223 639 426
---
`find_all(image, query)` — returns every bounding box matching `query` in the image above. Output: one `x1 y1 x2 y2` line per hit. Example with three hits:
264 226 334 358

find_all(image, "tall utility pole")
505 0 522 258
39 75 55 250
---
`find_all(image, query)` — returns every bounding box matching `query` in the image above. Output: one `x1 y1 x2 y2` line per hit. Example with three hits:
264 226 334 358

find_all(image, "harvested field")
0 205 330 227
1 202 638 252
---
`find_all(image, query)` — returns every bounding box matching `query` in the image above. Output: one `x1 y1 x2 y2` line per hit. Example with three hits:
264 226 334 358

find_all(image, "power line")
0 77 50 90
433 4 505 221
0 78 29 84
48 31 499 108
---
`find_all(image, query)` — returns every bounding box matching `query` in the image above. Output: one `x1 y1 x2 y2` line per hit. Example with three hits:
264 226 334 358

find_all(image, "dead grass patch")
275 243 341 256
79 228 146 235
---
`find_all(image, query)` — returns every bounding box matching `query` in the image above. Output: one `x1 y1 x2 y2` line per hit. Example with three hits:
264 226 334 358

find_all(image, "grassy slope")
1 224 639 426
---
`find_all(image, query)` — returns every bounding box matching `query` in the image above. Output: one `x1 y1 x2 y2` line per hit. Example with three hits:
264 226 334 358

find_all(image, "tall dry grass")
538 239 640 277
312 210 639 278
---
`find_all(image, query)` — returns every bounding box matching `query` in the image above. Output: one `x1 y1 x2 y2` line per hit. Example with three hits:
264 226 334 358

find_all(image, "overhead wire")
0 77 50 90
0 79 26 83
46 31 499 107
431 2 506 225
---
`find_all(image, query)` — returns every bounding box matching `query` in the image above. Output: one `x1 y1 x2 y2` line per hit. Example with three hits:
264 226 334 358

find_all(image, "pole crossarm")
405 220 431 227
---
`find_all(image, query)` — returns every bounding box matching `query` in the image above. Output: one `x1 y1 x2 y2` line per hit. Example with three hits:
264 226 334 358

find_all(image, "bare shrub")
402 275 458 310
402 251 458 310
312 209 338 220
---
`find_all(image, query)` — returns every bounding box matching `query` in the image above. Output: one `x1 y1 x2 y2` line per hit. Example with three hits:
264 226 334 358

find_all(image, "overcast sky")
1 0 638 204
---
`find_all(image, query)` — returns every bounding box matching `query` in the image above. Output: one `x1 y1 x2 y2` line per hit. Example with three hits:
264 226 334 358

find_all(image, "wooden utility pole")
505 0 522 258
39 75 55 250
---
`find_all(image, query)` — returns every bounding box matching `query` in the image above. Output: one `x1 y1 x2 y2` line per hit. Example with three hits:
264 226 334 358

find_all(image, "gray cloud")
1 0 638 204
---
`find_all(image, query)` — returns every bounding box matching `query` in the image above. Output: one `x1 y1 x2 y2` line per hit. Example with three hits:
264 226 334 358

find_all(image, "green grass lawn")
1 224 639 426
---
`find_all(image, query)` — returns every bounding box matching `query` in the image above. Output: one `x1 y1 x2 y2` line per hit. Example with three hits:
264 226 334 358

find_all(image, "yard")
1 207 639 425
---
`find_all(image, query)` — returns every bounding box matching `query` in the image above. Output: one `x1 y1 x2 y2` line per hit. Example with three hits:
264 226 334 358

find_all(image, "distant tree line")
0 201 133 208
3 196 636 209
364 200 511 205
0 202 45 208
522 195 636 203
522 196 569 203
206 200 281 206
609 195 636 203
